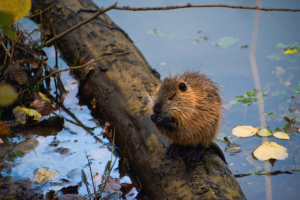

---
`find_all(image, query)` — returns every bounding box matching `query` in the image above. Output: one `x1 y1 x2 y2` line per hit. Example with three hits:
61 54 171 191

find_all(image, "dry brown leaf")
232 125 259 138
100 177 122 192
253 142 289 161
0 120 10 135
273 132 290 140
31 99 46 109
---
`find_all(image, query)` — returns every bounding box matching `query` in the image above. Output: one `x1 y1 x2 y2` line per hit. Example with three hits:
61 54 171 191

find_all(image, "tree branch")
43 3 299 46
44 3 118 46
114 4 300 12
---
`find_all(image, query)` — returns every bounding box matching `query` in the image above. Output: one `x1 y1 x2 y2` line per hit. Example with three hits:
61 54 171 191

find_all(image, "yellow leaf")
273 132 290 140
34 167 58 183
253 142 288 161
232 125 259 138
13 106 42 125
0 0 31 22
38 91 51 102
284 48 298 54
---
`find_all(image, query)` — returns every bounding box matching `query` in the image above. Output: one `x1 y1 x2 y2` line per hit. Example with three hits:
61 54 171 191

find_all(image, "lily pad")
257 128 273 137
214 37 238 49
253 142 288 161
225 146 241 153
273 132 290 140
232 125 259 138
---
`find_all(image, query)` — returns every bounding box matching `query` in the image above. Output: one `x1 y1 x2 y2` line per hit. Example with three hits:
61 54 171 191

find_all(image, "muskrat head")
150 71 222 146
150 76 183 132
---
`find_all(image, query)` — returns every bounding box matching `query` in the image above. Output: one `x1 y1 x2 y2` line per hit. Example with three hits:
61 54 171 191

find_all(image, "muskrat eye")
168 93 176 100
179 82 187 91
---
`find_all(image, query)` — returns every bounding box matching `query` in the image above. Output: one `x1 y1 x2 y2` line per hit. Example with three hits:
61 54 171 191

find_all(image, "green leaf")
2 27 17 40
235 95 244 100
292 87 300 94
11 150 25 159
257 128 273 137
275 127 282 131
246 90 256 97
0 11 14 26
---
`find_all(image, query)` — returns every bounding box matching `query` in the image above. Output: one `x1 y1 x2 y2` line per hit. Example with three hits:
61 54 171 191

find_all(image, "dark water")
1 0 300 199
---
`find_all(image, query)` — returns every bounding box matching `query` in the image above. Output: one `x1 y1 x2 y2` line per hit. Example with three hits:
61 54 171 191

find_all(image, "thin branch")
36 51 131 86
26 4 55 18
44 3 118 46
42 3 299 48
114 4 300 12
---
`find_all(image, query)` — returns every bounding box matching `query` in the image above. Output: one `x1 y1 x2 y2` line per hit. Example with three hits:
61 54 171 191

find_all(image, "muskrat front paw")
151 114 164 126
151 114 157 123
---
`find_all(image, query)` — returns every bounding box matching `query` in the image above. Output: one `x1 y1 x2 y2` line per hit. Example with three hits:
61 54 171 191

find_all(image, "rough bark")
31 0 246 199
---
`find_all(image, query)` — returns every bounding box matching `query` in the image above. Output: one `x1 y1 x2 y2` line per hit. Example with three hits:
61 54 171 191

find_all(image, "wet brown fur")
151 70 222 147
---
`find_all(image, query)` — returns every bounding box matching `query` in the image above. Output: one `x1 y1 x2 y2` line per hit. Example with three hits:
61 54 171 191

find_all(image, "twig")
36 51 131 86
86 153 97 199
44 3 118 46
114 4 300 12
82 168 92 198
26 4 55 18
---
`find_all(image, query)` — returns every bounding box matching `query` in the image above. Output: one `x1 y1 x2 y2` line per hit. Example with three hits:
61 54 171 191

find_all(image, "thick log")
31 0 246 199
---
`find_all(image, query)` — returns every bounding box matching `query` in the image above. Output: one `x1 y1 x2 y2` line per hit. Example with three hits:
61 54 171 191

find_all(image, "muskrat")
150 70 227 163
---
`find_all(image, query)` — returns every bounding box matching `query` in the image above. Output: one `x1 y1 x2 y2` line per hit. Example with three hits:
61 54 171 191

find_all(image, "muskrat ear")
179 82 187 91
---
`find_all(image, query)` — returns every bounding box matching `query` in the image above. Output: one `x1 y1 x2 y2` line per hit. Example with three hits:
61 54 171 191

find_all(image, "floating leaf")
225 146 241 153
214 36 238 48
292 87 300 94
100 177 122 192
253 142 288 161
284 126 298 133
0 84 18 106
273 132 290 140
11 150 25 159
232 125 259 138
257 128 273 137
34 167 59 183
284 48 298 54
